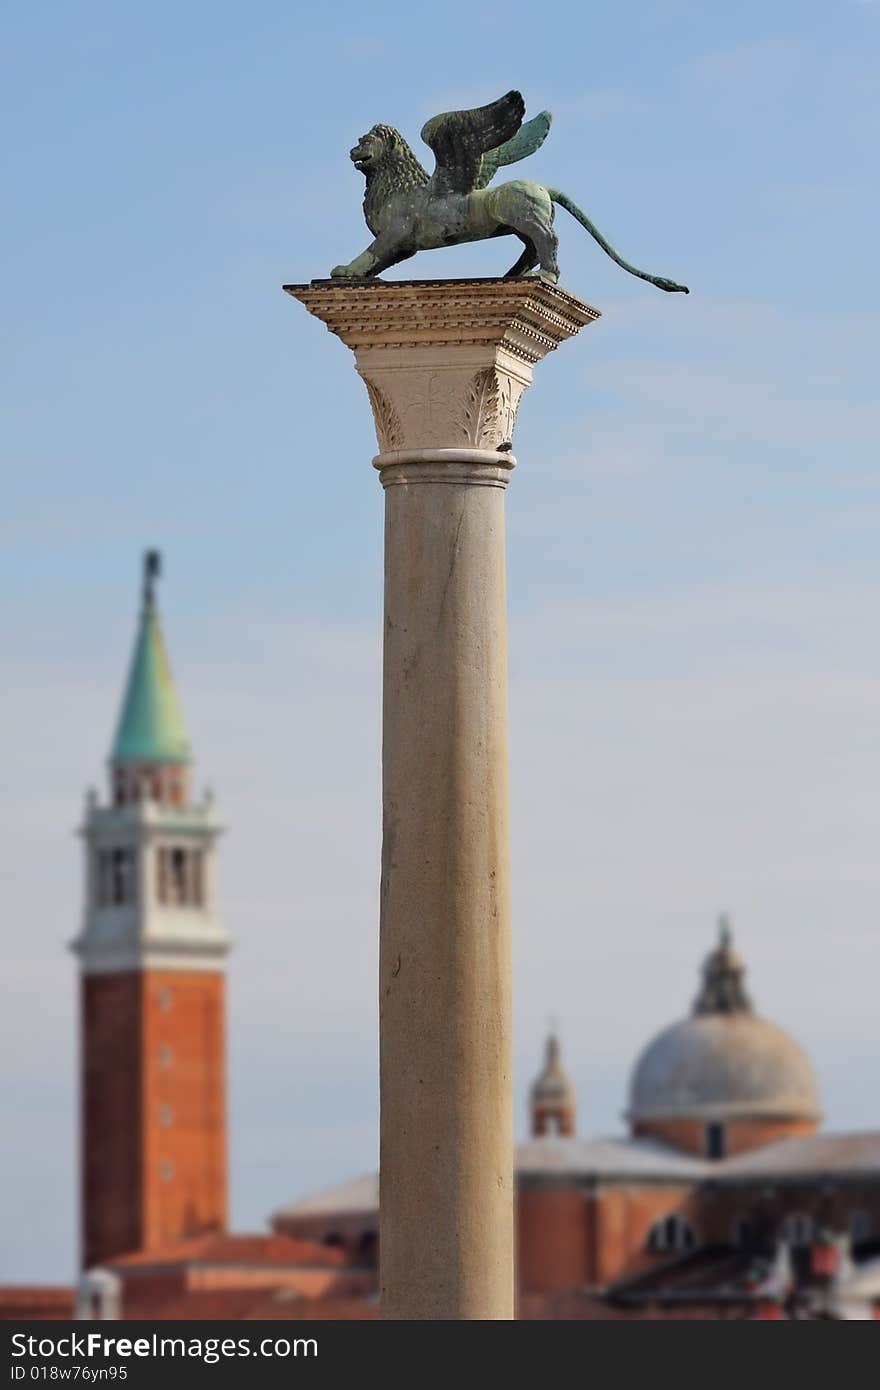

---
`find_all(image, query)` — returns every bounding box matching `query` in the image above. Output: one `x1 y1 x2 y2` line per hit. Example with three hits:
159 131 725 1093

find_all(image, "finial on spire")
143 549 161 609
718 913 733 948
111 550 190 768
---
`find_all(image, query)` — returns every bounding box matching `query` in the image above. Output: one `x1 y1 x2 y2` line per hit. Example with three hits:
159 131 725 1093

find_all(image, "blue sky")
1 0 878 1279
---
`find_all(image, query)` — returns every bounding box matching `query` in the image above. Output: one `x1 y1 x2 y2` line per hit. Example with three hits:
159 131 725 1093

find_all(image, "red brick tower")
72 553 230 1270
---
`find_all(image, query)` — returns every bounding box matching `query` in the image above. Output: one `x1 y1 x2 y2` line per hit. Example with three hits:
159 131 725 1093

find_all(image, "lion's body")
333 127 561 281
330 117 688 295
366 179 554 252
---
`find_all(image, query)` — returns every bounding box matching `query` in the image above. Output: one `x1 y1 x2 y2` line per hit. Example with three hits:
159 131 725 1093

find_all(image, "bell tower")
73 552 230 1269
530 1030 576 1138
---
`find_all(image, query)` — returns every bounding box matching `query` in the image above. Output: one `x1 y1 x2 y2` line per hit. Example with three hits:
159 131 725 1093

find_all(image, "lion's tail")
547 189 689 294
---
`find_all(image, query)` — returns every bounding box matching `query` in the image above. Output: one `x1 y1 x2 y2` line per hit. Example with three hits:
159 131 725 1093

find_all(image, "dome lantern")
693 915 752 1017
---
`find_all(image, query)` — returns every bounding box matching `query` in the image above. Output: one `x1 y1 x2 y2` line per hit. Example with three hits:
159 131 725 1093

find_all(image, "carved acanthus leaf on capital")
360 363 528 454
362 377 405 452
455 368 526 449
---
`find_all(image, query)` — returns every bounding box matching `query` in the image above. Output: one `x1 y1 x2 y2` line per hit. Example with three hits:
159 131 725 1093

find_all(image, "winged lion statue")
330 90 688 293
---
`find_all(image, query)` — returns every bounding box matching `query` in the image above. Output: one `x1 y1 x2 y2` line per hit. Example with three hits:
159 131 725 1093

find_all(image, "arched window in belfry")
106 847 135 905
170 847 188 904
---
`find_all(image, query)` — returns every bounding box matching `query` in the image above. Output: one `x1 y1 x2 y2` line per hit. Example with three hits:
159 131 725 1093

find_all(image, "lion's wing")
473 111 552 190
421 91 525 197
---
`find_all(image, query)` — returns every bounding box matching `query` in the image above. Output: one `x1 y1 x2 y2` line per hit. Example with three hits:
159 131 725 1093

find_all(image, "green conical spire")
111 551 191 765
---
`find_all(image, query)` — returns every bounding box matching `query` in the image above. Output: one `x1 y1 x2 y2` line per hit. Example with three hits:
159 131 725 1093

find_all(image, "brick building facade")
275 929 880 1318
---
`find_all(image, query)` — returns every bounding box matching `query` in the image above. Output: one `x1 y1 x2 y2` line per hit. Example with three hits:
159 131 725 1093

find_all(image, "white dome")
628 921 821 1123
629 1012 821 1122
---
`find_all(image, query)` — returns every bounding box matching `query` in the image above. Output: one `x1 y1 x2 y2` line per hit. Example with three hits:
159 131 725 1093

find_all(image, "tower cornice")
71 934 231 976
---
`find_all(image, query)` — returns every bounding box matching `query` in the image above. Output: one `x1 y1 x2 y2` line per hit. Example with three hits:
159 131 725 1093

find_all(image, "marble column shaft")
286 278 598 1319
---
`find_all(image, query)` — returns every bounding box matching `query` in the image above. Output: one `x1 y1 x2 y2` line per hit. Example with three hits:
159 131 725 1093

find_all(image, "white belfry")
73 559 228 978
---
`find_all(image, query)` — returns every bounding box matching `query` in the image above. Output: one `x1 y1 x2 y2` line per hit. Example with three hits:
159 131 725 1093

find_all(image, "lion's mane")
368 125 429 189
361 125 429 234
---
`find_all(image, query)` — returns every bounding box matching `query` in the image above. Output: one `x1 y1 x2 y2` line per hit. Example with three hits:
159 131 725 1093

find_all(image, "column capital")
284 277 599 456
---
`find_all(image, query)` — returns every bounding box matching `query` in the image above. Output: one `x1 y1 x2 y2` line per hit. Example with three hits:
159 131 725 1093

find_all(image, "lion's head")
349 125 428 192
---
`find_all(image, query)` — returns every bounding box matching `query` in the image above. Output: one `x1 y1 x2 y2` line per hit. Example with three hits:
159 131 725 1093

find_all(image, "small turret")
530 1030 576 1137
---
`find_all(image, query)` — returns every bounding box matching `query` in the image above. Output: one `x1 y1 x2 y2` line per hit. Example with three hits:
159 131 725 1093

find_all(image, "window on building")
157 848 168 905
96 851 111 906
98 848 135 905
170 848 188 904
159 1044 173 1067
110 848 134 904
706 1122 726 1160
358 1231 378 1263
781 1212 815 1246
191 849 204 907
732 1216 753 1248
849 1210 871 1244
159 1160 174 1182
646 1214 696 1255
157 846 205 907
159 1104 174 1128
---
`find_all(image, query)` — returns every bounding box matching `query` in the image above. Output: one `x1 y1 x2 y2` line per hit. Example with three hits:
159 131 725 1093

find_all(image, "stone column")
285 278 598 1320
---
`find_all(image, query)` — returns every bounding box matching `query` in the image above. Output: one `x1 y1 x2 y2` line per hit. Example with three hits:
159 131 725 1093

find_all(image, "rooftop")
273 1173 380 1221
273 1127 880 1224
516 1135 710 1181
106 1232 349 1271
719 1131 880 1180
